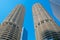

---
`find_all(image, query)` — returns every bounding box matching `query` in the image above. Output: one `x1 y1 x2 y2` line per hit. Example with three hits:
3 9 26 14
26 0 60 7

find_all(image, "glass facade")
22 28 28 40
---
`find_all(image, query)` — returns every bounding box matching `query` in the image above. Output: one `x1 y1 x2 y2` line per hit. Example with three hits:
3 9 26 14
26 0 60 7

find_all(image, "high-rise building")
22 28 28 40
32 3 60 40
20 27 28 40
0 5 25 40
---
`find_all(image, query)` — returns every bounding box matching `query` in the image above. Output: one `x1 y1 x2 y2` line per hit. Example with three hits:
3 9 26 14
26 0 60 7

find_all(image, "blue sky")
0 0 60 40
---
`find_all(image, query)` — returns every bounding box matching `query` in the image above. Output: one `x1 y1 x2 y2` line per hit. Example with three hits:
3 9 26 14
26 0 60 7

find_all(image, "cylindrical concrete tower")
32 3 60 40
0 5 25 40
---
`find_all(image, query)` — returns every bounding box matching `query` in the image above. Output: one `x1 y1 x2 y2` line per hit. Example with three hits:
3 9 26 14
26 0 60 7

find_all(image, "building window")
45 19 49 22
38 22 40 26
9 22 12 25
1 37 6 39
17 26 19 28
44 38 54 40
42 30 60 40
13 24 16 27
5 22 8 24
41 20 44 24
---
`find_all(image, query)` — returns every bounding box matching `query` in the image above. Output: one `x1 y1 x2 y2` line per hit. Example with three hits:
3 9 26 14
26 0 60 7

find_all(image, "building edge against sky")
32 3 60 40
21 27 28 40
0 4 25 40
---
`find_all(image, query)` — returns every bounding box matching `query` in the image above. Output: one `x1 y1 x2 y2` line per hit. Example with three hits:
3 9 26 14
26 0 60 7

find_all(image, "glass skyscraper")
22 28 28 40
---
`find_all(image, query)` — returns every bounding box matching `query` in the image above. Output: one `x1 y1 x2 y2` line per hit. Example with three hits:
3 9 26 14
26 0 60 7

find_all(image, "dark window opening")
41 20 44 24
45 19 49 22
13 24 16 27
38 22 40 26
9 22 12 25
42 31 60 40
